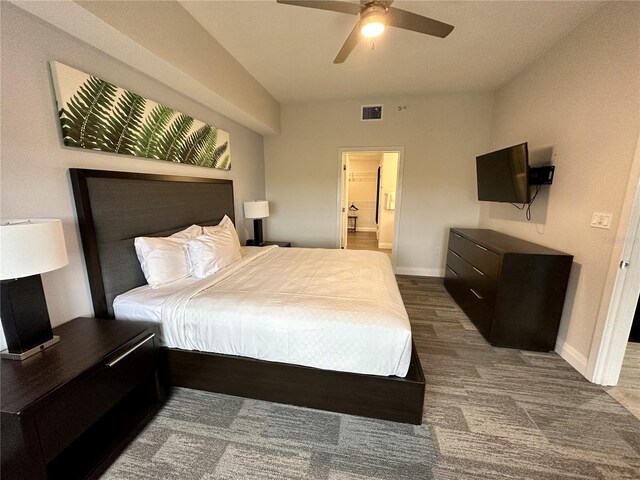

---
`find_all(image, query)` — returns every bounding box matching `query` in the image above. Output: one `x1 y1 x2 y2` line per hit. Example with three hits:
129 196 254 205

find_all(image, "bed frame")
70 168 425 425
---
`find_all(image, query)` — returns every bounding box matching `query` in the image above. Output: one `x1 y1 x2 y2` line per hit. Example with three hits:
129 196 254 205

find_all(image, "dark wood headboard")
70 169 234 318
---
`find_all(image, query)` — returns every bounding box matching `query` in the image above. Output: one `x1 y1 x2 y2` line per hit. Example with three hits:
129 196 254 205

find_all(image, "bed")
71 168 425 424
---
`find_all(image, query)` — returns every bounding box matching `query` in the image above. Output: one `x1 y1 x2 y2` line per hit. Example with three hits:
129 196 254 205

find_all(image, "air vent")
361 105 383 121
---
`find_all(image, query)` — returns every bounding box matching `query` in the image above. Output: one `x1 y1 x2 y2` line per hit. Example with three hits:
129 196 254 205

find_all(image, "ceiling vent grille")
361 105 383 121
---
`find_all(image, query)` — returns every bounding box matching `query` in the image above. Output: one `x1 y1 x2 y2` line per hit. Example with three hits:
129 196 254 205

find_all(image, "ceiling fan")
276 0 454 64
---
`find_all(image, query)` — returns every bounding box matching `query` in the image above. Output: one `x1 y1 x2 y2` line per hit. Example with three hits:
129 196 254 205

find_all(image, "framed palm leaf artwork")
50 62 231 170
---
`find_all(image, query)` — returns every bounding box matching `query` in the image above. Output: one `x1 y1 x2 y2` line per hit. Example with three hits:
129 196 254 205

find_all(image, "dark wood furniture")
70 169 235 319
444 228 573 351
70 169 425 425
1 317 162 480
168 342 424 424
246 240 292 247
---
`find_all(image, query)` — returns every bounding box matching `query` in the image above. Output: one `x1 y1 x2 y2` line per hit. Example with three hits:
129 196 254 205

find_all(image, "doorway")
338 148 403 267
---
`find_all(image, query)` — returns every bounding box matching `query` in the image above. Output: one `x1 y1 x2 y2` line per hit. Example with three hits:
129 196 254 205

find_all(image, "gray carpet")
605 342 640 420
101 276 640 479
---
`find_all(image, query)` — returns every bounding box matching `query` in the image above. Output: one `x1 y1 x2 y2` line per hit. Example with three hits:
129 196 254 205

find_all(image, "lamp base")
1 275 56 358
1 335 60 361
253 218 264 246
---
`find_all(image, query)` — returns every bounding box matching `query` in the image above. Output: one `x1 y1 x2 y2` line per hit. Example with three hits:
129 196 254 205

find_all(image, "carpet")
100 276 640 479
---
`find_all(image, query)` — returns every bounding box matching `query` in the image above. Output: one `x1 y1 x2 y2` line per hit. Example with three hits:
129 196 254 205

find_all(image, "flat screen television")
476 143 530 204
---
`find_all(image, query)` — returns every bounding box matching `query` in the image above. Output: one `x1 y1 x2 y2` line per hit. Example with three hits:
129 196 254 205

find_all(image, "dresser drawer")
444 267 493 338
449 231 501 279
461 284 494 340
34 333 156 462
446 250 497 306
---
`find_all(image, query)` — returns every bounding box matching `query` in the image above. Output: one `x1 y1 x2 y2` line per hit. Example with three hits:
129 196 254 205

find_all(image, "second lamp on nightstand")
243 200 269 246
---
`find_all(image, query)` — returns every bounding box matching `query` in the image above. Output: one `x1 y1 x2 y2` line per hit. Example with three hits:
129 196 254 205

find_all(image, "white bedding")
113 247 260 322
114 246 412 377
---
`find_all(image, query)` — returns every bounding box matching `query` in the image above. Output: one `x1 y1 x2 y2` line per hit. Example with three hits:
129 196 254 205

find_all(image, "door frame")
339 152 350 249
586 133 640 385
336 146 405 271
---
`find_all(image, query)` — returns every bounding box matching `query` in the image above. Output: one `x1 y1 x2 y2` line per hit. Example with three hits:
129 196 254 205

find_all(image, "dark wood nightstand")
246 240 292 247
1 317 163 480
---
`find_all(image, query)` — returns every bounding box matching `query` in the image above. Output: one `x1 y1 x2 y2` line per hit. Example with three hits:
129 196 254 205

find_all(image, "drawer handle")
472 266 485 276
470 288 483 299
452 232 462 239
107 334 154 367
475 243 488 251
448 266 458 276
451 251 461 258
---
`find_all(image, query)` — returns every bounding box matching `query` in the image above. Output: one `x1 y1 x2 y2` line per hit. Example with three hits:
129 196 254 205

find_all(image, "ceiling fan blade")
334 22 362 64
386 7 454 38
277 0 361 16
360 0 394 6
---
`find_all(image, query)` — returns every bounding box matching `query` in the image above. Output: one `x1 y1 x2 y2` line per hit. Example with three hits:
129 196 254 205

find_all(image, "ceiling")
180 0 602 104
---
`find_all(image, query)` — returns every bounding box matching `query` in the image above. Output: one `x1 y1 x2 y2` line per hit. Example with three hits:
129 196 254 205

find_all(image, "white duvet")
116 246 412 377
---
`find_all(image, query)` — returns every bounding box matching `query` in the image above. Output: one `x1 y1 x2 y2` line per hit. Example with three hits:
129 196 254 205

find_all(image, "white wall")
0 4 266 336
348 157 379 232
74 0 280 135
11 0 280 135
264 93 494 274
479 2 640 373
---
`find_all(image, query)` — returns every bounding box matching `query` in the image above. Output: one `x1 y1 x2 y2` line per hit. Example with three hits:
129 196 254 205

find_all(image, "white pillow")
134 225 200 288
171 224 202 240
187 226 242 278
202 215 241 250
134 237 191 288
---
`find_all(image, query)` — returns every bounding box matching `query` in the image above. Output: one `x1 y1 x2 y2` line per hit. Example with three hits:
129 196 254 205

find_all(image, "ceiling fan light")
361 20 385 38
360 7 386 38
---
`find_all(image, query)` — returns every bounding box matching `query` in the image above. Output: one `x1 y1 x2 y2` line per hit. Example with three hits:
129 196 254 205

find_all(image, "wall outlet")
434 248 441 255
590 212 613 229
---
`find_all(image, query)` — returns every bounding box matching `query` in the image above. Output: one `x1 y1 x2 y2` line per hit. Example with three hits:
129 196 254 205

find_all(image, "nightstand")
246 240 292 247
1 317 163 480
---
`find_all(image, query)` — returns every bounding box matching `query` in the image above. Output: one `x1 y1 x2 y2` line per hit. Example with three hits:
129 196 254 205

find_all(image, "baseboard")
555 339 588 377
355 227 377 232
378 242 392 249
395 266 444 277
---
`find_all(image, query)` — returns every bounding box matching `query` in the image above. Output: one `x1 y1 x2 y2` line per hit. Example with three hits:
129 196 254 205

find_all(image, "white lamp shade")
0 219 69 280
243 201 269 219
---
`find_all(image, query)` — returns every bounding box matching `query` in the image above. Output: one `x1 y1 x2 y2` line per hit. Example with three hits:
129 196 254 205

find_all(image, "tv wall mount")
529 166 555 185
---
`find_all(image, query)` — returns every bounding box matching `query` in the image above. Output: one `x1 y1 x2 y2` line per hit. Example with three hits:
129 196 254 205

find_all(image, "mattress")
114 246 412 377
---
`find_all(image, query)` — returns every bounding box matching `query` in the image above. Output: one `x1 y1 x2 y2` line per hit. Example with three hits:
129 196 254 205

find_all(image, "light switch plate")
590 212 613 229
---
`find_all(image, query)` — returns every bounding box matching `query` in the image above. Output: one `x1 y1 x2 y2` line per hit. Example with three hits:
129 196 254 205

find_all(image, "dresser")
444 228 573 351
1 317 163 479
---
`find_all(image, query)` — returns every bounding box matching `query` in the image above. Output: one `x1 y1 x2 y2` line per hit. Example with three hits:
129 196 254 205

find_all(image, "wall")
378 153 398 248
11 0 280 135
74 0 280 135
264 93 494 274
479 2 640 373
0 4 266 340
347 157 379 232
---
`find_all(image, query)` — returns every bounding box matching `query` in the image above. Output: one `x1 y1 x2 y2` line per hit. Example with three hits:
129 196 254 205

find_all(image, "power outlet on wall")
434 248 441 255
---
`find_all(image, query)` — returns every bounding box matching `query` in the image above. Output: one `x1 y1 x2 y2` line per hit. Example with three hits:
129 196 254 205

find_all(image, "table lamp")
0 219 68 360
243 201 269 246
